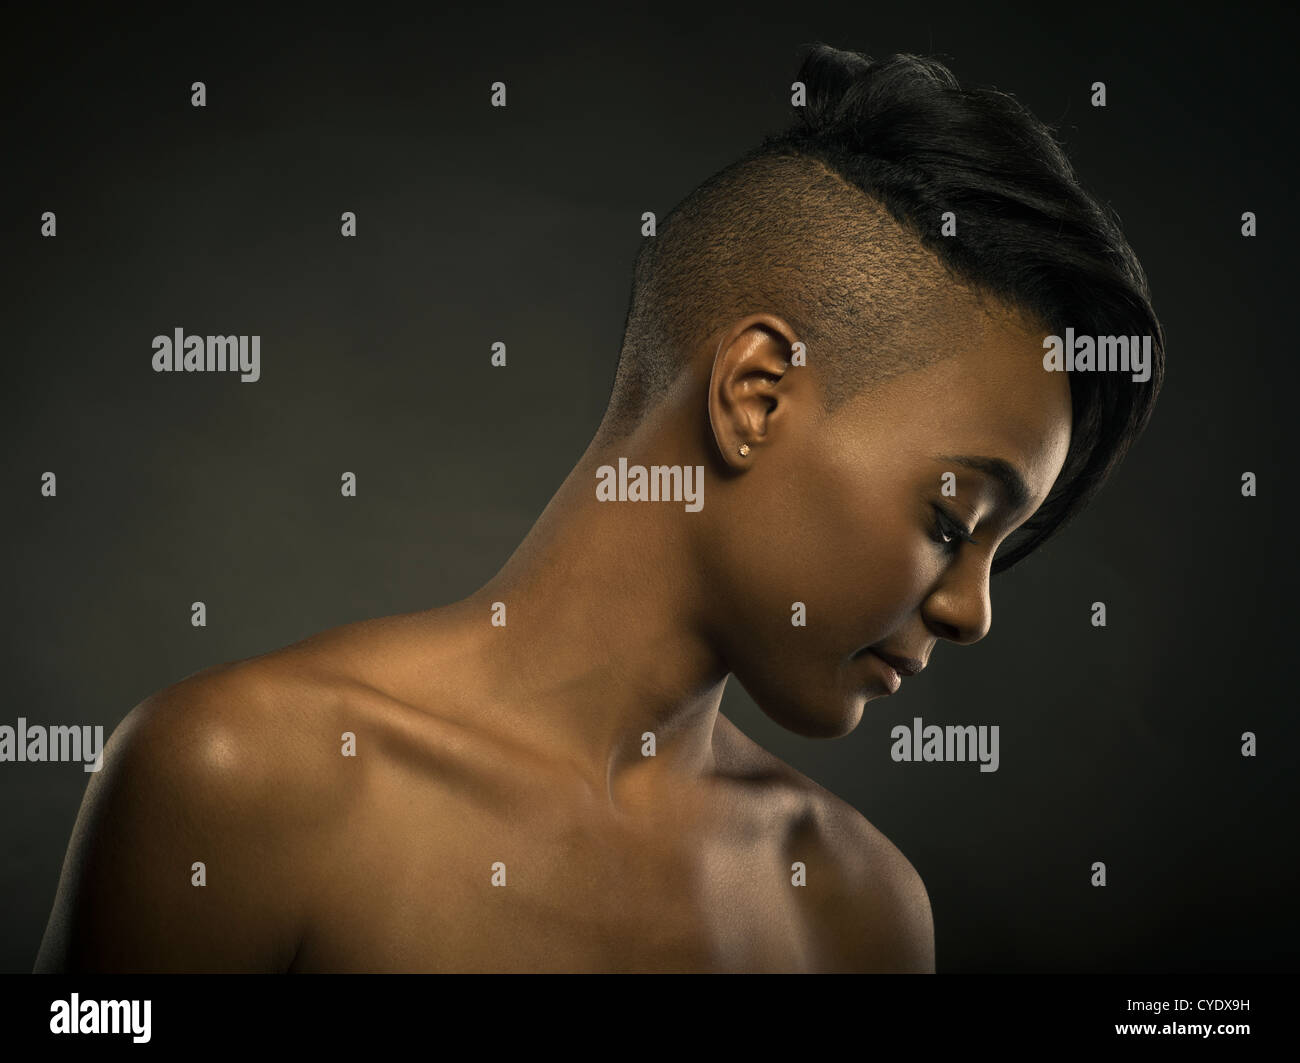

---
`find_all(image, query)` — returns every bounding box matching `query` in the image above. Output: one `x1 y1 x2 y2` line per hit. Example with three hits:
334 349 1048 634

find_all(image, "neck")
459 415 729 809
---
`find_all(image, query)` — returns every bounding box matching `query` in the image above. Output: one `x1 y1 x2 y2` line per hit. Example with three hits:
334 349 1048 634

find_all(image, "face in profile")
701 299 1073 739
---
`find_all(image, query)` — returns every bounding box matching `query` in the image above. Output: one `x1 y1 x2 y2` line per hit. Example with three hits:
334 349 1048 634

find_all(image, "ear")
707 313 801 470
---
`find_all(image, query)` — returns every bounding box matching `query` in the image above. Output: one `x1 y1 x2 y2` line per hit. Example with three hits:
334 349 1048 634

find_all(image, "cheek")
739 452 934 654
709 456 940 737
821 455 936 613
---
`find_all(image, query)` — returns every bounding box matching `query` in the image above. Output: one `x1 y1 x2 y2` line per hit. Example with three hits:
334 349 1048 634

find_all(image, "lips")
871 649 925 678
868 651 903 694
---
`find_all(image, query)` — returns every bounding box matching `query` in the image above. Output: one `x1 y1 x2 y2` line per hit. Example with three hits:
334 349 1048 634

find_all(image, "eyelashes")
930 503 979 555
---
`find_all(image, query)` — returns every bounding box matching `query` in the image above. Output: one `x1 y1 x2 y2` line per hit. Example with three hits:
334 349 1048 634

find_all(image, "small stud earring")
738 443 751 457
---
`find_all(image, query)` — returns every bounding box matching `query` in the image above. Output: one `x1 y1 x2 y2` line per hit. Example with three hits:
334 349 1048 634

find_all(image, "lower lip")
866 651 902 694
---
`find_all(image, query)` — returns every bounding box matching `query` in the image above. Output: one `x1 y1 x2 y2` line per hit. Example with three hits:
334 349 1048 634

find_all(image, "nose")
922 558 992 646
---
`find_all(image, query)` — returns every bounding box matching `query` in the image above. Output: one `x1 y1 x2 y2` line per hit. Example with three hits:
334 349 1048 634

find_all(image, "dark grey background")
5 2 1297 973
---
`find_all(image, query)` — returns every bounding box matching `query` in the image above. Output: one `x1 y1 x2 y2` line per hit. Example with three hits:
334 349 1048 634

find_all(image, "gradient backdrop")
5 1 1297 973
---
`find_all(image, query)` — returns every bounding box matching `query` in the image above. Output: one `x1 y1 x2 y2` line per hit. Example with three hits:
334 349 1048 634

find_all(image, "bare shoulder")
35 650 368 972
804 787 935 973
114 611 440 811
712 714 934 973
125 655 362 818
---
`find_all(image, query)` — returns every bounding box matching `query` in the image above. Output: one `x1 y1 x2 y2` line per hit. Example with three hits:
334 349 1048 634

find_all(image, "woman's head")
691 300 1071 737
597 44 1164 737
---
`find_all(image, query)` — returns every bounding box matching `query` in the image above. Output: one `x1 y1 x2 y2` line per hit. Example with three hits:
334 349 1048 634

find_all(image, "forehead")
933 305 1069 448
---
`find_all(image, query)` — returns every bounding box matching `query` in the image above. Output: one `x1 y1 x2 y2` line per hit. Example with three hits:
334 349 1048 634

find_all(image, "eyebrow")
934 454 1033 514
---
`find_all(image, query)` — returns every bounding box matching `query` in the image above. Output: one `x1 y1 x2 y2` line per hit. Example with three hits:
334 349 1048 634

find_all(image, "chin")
735 672 864 739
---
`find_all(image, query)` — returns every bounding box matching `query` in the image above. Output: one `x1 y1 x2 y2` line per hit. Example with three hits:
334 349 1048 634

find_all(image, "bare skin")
35 286 1071 973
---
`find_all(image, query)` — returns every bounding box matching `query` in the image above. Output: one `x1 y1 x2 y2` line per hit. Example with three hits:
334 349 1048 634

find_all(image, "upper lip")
871 649 926 678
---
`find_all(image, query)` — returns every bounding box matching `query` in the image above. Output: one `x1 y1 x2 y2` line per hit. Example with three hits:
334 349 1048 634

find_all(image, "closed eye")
930 503 979 555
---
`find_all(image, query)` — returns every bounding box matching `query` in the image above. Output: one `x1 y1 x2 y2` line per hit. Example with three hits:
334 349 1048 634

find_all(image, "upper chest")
293 753 830 972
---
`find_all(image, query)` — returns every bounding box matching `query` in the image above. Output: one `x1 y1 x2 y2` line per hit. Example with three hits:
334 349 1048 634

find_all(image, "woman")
35 43 1163 973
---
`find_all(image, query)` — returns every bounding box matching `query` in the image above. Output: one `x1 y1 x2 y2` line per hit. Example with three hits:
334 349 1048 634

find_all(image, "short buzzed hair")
609 153 977 420
603 43 1165 574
